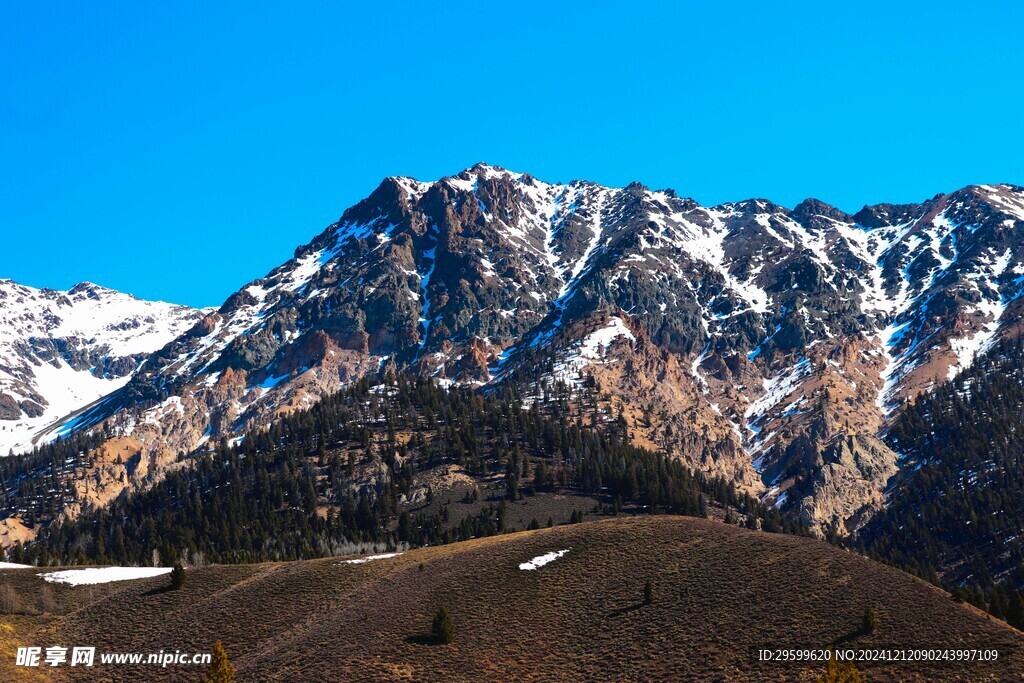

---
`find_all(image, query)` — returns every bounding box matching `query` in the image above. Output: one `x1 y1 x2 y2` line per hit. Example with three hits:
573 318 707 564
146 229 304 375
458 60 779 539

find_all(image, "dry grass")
1 517 1022 681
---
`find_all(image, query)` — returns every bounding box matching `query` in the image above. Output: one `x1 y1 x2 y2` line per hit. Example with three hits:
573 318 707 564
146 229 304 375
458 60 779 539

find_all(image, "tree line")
6 371 805 567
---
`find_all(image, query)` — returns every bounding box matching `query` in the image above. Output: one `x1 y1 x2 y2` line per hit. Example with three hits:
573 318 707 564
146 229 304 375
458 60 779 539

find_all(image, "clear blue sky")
3 2 1022 308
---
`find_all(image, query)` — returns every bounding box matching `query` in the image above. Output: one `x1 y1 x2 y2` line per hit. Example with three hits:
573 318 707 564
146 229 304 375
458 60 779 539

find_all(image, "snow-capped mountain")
0 280 205 455
14 165 1024 533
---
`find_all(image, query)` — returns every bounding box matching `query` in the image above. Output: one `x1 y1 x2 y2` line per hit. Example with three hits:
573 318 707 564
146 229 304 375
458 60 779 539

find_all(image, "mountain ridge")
5 165 1024 540
0 278 206 456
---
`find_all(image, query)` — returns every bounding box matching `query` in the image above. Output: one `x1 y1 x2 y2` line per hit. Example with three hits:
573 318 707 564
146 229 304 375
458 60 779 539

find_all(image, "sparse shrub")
432 605 455 644
37 584 57 614
170 563 185 590
418 562 425 572
817 657 865 683
0 583 19 614
643 580 654 605
862 605 876 634
203 640 236 683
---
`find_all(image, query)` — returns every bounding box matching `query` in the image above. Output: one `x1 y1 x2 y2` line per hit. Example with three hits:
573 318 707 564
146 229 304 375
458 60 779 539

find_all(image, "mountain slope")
3 517 1022 682
12 167 1024 535
860 334 1024 594
12 373 802 567
0 280 204 455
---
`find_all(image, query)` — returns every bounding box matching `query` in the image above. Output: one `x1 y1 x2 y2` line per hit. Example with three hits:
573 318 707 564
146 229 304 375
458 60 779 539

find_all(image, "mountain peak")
791 198 850 223
67 281 119 298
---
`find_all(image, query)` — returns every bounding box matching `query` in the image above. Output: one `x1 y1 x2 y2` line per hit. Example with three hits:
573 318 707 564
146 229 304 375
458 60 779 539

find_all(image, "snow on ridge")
871 205 1017 410
0 279 199 359
0 279 202 456
39 567 173 586
417 246 438 349
579 317 635 359
744 358 812 449
342 552 402 565
498 315 636 401
553 189 608 304
545 316 635 387
977 184 1024 222
946 247 1012 380
683 208 771 315
390 176 435 201
518 549 570 571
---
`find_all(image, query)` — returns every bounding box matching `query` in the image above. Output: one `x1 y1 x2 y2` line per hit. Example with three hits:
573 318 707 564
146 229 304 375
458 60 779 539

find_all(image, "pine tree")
203 641 236 683
432 605 455 644
643 580 654 605
817 657 865 683
862 605 876 634
169 563 185 590
504 454 520 501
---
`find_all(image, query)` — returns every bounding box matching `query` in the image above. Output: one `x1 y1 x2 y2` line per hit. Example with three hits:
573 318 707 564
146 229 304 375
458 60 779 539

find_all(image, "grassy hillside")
2 516 1022 682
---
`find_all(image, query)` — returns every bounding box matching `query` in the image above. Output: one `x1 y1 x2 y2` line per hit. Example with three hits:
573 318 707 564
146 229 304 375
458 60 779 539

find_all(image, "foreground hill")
2 517 1021 682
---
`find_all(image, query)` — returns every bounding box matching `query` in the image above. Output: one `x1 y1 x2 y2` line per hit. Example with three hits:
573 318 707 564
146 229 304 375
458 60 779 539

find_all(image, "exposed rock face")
0 279 205 454
10 166 1024 535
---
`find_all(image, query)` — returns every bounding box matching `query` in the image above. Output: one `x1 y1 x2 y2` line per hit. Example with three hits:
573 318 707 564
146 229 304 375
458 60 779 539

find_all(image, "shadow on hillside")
141 585 175 597
405 634 445 647
829 629 867 647
609 603 646 617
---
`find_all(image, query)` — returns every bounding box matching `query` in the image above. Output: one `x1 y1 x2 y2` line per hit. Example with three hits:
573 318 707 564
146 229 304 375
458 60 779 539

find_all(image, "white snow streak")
40 567 173 585
518 549 570 571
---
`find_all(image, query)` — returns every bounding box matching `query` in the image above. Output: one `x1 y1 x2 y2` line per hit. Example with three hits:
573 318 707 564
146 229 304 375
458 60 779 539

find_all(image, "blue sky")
3 2 1022 307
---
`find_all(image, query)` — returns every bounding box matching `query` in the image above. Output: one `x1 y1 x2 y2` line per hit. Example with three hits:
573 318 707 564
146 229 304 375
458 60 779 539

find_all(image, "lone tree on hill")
817 656 865 683
169 563 185 590
432 605 456 644
643 580 654 605
862 605 876 634
203 640 236 683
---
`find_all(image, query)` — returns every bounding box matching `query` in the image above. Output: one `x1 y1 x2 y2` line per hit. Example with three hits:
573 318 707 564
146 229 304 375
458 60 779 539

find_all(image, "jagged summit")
6 168 1024 536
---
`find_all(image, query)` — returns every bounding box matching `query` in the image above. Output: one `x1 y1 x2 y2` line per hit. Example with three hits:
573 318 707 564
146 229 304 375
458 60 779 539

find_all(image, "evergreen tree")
203 641 235 683
860 335 1024 631
862 605 876 634
643 580 654 605
817 657 865 683
504 454 520 501
432 605 455 644
169 563 185 590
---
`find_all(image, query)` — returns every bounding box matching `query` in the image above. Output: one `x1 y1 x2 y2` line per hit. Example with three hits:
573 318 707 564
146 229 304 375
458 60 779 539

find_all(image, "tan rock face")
583 318 760 492
719 333 903 532
0 516 35 547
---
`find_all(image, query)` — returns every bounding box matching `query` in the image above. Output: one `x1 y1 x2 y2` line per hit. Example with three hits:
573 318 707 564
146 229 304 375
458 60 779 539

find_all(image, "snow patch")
39 567 173 585
341 552 402 565
518 549 570 571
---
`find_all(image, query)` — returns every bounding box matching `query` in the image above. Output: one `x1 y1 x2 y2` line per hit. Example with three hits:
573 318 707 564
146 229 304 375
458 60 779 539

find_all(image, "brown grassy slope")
5 516 1024 682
